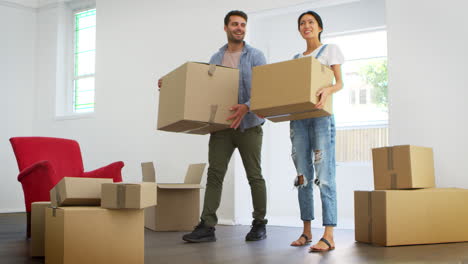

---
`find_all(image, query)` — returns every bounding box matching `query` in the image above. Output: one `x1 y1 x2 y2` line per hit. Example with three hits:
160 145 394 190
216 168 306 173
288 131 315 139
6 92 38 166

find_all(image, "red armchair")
9 136 124 238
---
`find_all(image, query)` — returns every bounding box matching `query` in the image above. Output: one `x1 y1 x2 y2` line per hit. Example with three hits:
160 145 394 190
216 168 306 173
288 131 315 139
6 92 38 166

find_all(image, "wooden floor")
2 213 468 264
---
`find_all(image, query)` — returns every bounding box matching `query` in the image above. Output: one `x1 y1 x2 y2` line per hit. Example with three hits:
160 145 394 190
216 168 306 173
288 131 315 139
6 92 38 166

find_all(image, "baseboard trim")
0 208 25 213
218 219 236 226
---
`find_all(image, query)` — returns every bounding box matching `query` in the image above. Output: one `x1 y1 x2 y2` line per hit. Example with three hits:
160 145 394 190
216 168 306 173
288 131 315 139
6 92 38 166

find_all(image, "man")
159 10 267 243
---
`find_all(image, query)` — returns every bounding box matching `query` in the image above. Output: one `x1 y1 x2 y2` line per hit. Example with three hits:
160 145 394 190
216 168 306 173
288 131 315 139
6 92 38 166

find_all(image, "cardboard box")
31 201 51 257
372 145 435 190
50 177 113 207
142 162 206 231
158 62 239 134
251 56 334 122
354 188 468 246
45 207 144 264
101 182 157 209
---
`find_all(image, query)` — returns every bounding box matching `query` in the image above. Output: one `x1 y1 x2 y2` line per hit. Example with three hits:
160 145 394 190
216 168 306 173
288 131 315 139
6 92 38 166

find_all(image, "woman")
289 11 344 252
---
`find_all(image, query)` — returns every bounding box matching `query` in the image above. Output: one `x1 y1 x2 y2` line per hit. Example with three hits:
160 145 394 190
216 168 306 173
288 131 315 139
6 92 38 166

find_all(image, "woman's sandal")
290 234 312 247
309 237 335 252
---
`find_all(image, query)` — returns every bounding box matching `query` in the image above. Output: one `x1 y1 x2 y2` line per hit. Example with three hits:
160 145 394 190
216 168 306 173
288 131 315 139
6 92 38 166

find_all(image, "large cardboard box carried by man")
251 56 334 122
354 188 468 246
45 207 144 264
142 162 206 231
157 62 239 135
372 145 435 190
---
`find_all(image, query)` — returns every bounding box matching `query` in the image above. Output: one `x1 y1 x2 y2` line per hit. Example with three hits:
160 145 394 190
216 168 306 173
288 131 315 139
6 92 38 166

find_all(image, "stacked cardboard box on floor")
142 162 206 231
101 182 157 209
354 145 468 246
31 201 51 257
250 56 334 122
157 62 239 135
42 177 156 264
50 177 112 207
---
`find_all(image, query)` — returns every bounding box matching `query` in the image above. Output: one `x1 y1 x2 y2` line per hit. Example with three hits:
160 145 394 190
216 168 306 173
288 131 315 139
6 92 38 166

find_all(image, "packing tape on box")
387 147 398 189
367 192 373 243
266 108 324 119
208 64 217 76
55 189 62 207
116 184 126 209
180 104 219 134
181 122 210 134
208 104 218 123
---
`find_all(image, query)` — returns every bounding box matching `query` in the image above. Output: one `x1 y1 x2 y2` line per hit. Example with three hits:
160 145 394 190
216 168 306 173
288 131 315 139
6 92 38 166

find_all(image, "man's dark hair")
224 10 248 26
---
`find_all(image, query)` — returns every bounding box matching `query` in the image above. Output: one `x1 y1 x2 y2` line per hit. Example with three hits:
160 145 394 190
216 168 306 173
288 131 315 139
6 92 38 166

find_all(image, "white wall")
0 0 313 224
0 1 36 212
386 0 468 188
239 0 385 229
5 0 464 230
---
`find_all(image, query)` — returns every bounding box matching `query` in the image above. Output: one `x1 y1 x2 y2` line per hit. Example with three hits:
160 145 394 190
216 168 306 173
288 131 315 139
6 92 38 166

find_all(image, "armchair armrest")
82 161 124 182
16 160 59 212
18 160 56 182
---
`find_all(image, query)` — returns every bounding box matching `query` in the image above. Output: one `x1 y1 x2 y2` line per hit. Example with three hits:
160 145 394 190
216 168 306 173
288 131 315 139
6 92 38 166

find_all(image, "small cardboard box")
158 62 239 135
50 177 113 207
45 207 144 264
372 145 435 190
31 201 51 257
142 162 206 231
251 56 334 122
101 182 157 209
354 188 468 246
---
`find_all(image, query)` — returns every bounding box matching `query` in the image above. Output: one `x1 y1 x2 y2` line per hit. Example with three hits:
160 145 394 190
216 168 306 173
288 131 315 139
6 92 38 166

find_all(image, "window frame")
72 7 97 114
55 2 96 120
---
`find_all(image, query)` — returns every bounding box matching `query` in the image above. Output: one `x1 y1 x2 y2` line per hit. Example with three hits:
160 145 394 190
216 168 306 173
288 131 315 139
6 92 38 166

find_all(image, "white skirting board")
0 208 25 213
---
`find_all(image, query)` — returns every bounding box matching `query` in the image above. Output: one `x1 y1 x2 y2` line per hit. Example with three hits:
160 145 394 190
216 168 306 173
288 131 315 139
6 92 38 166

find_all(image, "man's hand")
315 87 332 109
227 104 249 129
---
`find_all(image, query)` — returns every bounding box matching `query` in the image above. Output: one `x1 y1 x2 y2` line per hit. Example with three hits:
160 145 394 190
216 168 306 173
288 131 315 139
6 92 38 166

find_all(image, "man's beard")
228 32 244 43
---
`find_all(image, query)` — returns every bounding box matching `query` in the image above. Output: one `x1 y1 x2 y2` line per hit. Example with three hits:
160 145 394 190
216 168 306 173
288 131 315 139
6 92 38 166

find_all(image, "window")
73 8 96 113
324 30 388 127
324 30 389 162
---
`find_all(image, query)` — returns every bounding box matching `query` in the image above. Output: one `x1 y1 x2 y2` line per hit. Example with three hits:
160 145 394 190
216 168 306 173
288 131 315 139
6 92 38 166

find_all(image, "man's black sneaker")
182 221 216 243
245 219 267 241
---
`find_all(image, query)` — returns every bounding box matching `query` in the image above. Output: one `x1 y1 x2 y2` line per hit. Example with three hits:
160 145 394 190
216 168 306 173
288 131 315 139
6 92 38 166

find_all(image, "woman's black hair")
298 11 323 41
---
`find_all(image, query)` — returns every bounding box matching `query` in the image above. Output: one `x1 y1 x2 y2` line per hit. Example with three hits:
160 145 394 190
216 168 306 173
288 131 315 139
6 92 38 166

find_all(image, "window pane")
324 30 388 127
333 58 388 126
76 9 96 30
75 50 95 76
75 27 96 53
74 77 95 113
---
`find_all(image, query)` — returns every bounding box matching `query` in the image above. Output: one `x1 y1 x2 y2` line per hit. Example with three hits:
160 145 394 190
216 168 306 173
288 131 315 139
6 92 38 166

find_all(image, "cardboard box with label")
31 201 51 257
101 182 157 209
142 162 206 231
45 207 144 264
354 188 468 246
157 62 239 134
50 177 113 207
251 56 334 122
372 145 435 190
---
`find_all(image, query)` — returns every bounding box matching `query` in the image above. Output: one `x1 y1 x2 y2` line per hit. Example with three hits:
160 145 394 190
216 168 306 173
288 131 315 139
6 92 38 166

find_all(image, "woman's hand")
157 79 162 91
315 87 332 109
